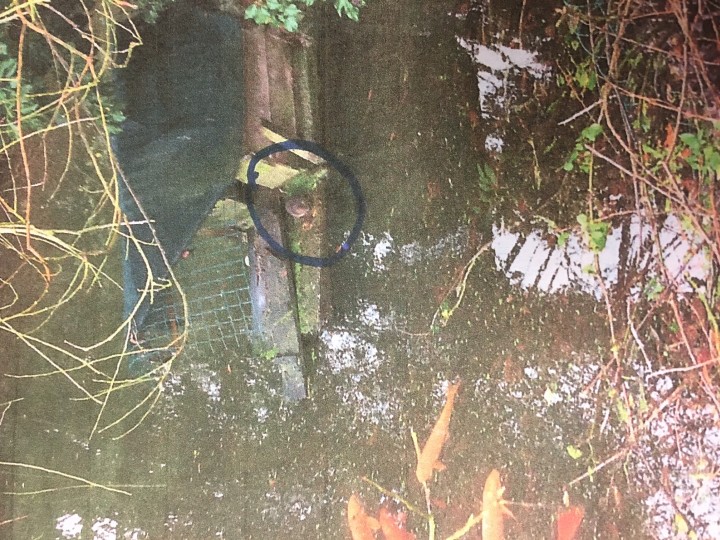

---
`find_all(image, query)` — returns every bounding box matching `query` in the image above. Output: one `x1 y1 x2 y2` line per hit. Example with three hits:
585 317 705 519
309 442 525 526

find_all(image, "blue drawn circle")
245 140 365 267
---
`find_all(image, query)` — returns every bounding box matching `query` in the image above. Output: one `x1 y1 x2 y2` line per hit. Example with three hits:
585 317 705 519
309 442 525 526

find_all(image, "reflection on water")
456 37 550 120
641 395 720 539
358 226 470 274
493 213 710 298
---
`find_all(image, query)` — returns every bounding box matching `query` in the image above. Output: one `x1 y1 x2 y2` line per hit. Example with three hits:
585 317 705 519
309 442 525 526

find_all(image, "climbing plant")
245 0 364 32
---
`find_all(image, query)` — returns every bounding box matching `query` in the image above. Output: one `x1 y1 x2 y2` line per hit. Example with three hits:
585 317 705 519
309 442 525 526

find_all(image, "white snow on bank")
359 231 394 271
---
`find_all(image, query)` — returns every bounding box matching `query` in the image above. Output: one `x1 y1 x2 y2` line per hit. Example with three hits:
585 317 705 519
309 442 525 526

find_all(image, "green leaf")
563 148 578 171
587 72 597 90
566 445 583 460
641 143 665 160
284 1 301 15
283 15 299 32
557 231 569 247
476 163 496 192
588 222 609 252
704 146 720 175
581 123 603 142
574 64 596 90
244 4 258 18
439 300 451 321
335 0 359 20
674 513 689 534
679 132 701 152
616 399 629 423
577 214 609 252
644 278 663 301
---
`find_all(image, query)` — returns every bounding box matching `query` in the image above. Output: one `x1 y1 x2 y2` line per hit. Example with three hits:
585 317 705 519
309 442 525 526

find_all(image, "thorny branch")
0 1 186 437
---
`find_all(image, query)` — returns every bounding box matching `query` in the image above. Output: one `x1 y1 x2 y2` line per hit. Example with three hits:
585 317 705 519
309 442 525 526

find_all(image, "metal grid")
138 199 255 362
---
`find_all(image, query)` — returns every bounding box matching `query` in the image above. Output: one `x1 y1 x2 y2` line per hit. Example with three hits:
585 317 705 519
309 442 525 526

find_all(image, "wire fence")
139 199 256 365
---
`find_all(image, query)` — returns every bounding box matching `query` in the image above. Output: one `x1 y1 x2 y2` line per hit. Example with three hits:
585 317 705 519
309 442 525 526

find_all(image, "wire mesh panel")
138 198 255 364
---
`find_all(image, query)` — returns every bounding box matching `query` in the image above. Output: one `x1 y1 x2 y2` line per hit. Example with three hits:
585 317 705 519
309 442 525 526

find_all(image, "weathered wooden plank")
265 32 297 137
242 25 271 152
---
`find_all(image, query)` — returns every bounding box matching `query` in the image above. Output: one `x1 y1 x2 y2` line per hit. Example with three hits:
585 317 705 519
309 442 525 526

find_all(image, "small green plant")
134 0 177 23
260 346 279 360
572 59 597 92
677 125 720 178
476 163 497 202
563 123 604 173
245 0 364 33
640 124 720 178
631 100 651 133
643 278 664 301
439 300 451 322
576 212 609 252
566 444 583 460
0 42 42 140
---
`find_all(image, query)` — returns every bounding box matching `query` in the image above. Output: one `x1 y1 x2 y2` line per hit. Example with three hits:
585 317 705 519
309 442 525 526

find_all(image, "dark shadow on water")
113 0 244 330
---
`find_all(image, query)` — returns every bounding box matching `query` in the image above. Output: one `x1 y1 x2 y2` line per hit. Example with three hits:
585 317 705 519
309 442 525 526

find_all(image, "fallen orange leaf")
348 494 379 540
664 123 677 150
379 507 416 540
556 505 585 540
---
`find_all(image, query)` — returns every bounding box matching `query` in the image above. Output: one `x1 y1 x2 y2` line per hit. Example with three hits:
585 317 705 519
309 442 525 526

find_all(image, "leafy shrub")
245 0 364 32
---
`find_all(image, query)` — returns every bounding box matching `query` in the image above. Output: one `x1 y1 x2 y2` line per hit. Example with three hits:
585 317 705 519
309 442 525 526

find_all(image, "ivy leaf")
588 221 609 252
244 4 258 18
704 146 720 175
581 123 603 142
283 15 299 32
679 132 701 152
563 147 578 171
557 231 569 247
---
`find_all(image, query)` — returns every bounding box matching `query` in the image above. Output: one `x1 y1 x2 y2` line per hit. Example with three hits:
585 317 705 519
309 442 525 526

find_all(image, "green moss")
284 167 327 196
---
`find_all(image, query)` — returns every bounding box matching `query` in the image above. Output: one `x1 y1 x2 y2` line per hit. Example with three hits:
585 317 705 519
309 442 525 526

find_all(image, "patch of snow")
399 226 469 266
485 134 504 152
372 233 394 271
91 517 118 540
57 513 83 539
194 367 221 402
321 329 380 375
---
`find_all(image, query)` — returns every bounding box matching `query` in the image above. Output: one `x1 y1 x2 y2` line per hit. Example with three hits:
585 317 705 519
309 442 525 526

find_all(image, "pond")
2 0 718 539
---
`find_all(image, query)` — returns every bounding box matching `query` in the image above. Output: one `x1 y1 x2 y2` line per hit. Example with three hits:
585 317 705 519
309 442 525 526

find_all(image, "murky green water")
5 1 713 539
